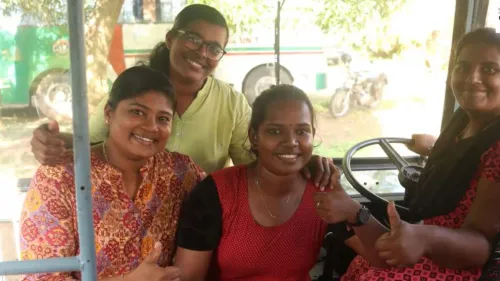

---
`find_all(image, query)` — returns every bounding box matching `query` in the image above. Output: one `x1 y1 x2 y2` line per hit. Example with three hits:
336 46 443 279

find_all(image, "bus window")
118 0 186 23
309 0 455 159
119 0 145 23
485 0 499 30
133 0 144 21
156 0 186 23
0 0 462 279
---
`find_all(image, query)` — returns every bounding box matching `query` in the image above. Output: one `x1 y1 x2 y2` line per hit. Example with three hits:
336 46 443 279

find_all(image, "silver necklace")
254 177 291 219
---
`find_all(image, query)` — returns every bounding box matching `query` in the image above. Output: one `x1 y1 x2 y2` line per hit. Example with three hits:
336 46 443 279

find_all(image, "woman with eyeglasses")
29 4 337 188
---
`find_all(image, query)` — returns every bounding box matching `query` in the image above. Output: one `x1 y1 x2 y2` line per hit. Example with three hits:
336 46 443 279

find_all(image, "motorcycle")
328 56 389 118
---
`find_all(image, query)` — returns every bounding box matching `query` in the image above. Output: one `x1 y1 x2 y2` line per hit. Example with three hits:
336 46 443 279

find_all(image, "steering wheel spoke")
379 139 410 171
341 137 423 217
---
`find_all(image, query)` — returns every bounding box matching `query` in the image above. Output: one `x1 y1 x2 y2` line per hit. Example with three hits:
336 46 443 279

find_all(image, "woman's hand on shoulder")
312 162 360 224
126 242 180 281
314 182 360 224
302 155 341 191
405 134 437 156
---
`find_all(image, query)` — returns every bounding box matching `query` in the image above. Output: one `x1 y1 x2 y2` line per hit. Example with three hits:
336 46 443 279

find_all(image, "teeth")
277 154 298 159
133 134 153 142
187 59 202 68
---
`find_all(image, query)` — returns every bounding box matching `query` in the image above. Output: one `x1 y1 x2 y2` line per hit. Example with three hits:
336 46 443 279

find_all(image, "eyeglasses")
176 29 227 61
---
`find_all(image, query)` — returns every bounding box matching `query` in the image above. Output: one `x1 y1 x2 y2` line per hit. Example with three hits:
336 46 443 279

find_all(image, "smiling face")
166 20 228 82
250 99 314 176
105 91 174 161
451 42 500 116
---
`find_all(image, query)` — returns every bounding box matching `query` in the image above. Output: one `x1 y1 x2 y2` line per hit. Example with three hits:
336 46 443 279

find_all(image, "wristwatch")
347 205 370 227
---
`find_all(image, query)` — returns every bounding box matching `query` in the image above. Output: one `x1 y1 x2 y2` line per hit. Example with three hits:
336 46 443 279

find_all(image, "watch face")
359 206 370 224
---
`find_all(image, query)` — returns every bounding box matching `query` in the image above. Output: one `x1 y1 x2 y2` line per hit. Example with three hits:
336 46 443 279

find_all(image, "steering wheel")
341 138 424 217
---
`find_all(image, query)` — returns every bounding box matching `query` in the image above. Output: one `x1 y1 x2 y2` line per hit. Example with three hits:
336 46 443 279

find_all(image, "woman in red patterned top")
328 28 500 281
19 66 205 281
172 84 378 281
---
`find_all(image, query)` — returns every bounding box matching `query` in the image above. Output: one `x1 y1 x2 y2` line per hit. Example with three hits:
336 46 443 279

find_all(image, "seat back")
318 232 356 281
478 236 500 281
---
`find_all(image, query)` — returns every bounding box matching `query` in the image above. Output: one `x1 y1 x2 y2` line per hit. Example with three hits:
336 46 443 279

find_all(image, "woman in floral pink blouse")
20 66 205 281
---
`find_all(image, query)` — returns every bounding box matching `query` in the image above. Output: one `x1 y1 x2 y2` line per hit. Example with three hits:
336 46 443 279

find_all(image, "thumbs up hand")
31 120 67 165
144 241 163 264
374 202 426 267
387 200 403 229
127 242 181 281
47 120 60 135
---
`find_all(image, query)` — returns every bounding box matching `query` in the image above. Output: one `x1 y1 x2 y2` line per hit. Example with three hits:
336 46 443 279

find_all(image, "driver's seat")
317 230 356 281
479 237 500 280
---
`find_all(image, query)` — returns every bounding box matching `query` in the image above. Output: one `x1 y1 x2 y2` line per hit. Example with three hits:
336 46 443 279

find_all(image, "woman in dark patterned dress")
337 27 500 281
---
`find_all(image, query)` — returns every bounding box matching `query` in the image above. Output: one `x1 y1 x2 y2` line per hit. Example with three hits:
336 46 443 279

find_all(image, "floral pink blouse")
20 151 205 280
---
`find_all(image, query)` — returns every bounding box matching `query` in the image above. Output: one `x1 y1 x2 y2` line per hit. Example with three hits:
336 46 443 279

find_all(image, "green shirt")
89 76 255 173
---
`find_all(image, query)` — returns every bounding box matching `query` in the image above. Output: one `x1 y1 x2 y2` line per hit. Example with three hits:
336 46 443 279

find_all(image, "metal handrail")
0 0 97 279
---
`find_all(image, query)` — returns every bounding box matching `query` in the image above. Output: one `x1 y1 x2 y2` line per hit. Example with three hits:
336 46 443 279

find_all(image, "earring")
105 119 109 125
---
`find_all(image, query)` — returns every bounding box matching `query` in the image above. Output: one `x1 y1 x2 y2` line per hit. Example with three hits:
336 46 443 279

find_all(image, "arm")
315 185 390 267
174 176 222 281
31 96 108 161
376 141 500 269
419 143 500 268
228 94 255 165
174 249 212 281
346 204 390 268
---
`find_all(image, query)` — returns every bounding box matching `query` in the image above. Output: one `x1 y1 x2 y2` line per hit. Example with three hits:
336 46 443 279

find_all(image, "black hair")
249 84 316 155
107 65 175 110
455 27 500 61
148 4 229 75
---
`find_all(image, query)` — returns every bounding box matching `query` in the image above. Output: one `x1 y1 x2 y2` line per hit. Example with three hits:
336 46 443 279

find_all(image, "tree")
187 0 411 59
2 0 124 119
186 0 320 42
187 0 275 38
314 0 409 58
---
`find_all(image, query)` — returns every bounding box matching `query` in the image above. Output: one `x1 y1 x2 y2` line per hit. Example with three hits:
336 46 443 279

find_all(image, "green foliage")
187 0 276 37
315 0 409 58
187 0 411 58
1 0 95 25
2 0 425 60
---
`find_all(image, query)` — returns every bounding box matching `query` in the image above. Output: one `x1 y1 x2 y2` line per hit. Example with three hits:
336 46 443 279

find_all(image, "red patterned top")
177 165 347 281
341 140 500 281
20 151 205 281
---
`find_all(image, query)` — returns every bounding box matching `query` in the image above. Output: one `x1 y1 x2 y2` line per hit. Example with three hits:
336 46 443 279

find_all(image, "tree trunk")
84 0 124 113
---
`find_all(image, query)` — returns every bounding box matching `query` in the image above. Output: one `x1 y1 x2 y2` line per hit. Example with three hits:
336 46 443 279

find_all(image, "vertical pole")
274 0 281 85
66 0 97 280
441 0 476 129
